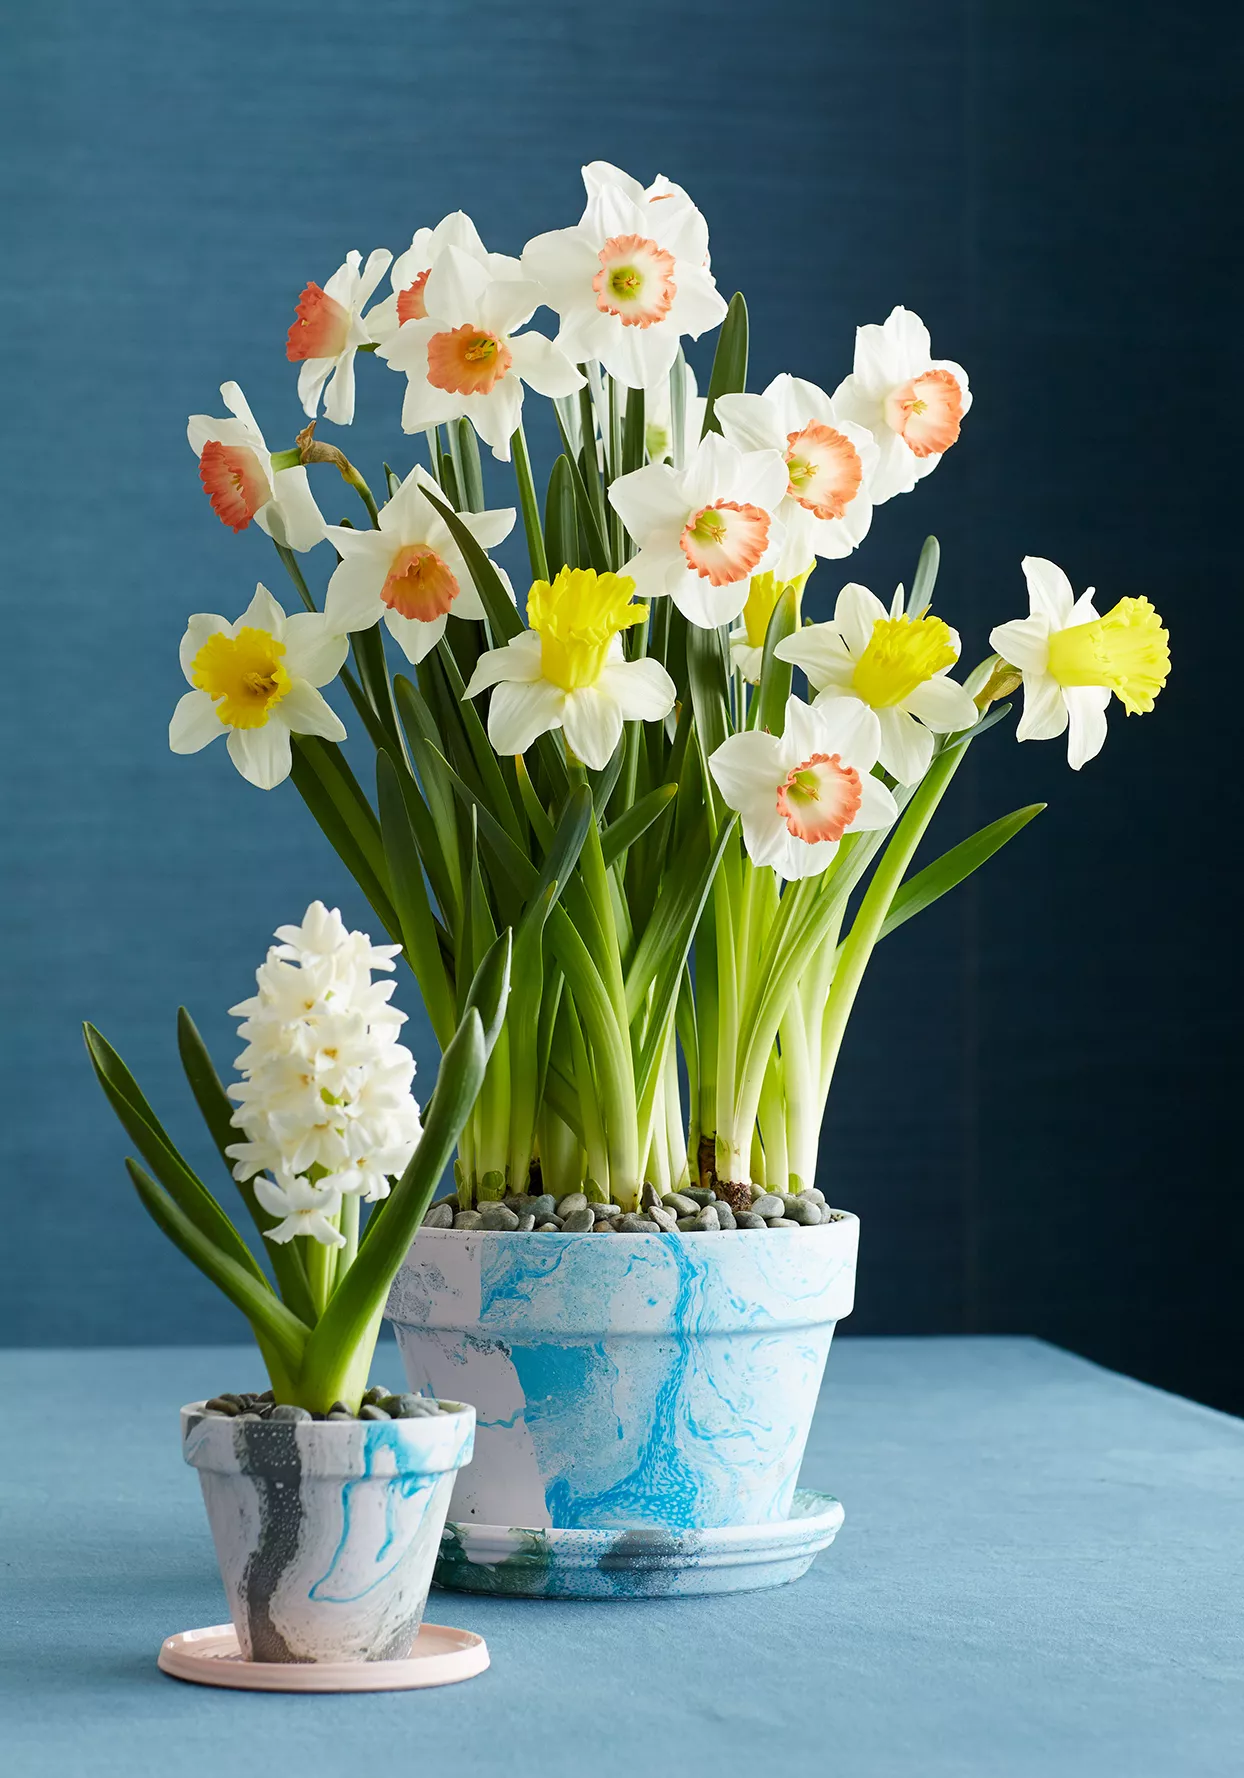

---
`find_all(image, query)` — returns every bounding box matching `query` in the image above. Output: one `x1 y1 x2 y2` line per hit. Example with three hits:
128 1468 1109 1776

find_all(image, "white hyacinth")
226 903 423 1245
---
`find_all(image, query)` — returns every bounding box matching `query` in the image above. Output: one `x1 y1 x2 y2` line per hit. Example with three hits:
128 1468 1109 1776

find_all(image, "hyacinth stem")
340 1193 360 1272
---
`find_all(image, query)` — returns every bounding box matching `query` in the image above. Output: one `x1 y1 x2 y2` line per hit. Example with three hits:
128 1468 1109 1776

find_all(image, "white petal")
487 678 567 757
507 330 586 398
714 392 781 456
280 681 347 742
521 227 600 314
561 686 625 770
169 690 223 754
708 731 785 822
321 352 357 427
227 723 293 790
458 504 517 552
609 462 688 546
776 623 856 691
297 357 335 420
324 552 386 635
596 657 677 722
804 693 882 769
464 632 543 696
465 378 523 460
384 610 447 665
255 466 325 554
239 583 287 634
282 613 349 686
903 674 979 734
852 774 899 831
833 583 888 657
597 317 682 392
1015 672 1070 743
989 616 1051 675
773 829 839 882
1021 557 1076 626
477 277 542 336
179 613 228 683
668 568 749 629
875 706 934 784
424 246 490 327
1064 685 1111 771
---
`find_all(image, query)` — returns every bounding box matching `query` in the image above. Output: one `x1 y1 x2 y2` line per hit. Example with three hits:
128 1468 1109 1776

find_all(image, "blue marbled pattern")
182 1401 474 1662
387 1218 858 1534
433 1488 845 1599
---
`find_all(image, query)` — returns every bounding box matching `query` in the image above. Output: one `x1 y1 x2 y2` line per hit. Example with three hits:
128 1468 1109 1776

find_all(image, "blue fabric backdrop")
2 2 1238 1407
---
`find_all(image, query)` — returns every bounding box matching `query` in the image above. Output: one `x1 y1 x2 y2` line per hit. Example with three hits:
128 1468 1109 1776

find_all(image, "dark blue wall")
3 2 1239 1408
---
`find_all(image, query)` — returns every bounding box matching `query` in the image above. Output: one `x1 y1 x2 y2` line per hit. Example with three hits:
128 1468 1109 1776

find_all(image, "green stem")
340 1193 360 1273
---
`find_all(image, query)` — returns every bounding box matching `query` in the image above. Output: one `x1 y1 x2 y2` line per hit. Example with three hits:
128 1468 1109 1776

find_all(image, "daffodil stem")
511 423 549 583
274 540 379 738
275 543 317 614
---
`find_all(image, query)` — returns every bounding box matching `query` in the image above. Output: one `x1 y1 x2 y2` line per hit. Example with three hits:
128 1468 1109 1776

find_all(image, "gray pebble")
270 1404 313 1423
648 1205 678 1232
424 1202 454 1229
676 1215 699 1230
536 1219 562 1231
359 1403 391 1421
327 1400 350 1416
326 1409 355 1421
480 1205 520 1231
807 1188 827 1206
557 1192 588 1217
769 1217 800 1229
786 1197 822 1225
640 1182 661 1211
204 1396 239 1416
682 1187 715 1207
662 1193 699 1216
386 1394 438 1418
528 1195 556 1221
592 1218 615 1233
693 1206 721 1231
748 1183 768 1201
735 1212 768 1230
562 1207 595 1233
516 1213 536 1231
454 1209 484 1230
362 1385 391 1405
617 1213 659 1233
752 1193 785 1220
712 1200 737 1230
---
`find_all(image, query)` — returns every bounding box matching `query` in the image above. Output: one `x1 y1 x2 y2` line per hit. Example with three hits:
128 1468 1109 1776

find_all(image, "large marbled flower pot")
181 1400 475 1662
386 1216 858 1595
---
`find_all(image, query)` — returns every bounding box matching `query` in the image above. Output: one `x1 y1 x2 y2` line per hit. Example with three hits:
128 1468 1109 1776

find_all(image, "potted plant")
86 905 511 1661
155 160 1169 1596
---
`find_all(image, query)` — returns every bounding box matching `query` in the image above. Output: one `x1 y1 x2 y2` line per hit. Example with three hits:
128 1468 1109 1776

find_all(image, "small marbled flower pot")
386 1215 857 1534
181 1401 475 1662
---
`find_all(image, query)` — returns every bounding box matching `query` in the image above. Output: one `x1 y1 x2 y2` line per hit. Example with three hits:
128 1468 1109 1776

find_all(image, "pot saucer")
157 1621 489 1691
433 1487 844 1599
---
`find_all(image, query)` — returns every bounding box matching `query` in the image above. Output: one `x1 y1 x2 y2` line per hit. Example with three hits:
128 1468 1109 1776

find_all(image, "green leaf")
621 386 646 476
686 621 731 819
624 814 736 1025
176 1009 318 1326
422 486 524 643
377 752 459 1047
84 1023 270 1290
289 739 401 942
878 804 1045 941
701 293 749 437
434 643 526 847
907 536 940 620
601 782 677 868
455 418 485 512
753 584 798 736
544 454 581 575
461 927 514 1054
126 1161 311 1375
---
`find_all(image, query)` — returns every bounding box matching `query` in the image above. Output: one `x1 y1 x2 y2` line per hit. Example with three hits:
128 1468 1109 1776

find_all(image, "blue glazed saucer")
432 1488 845 1599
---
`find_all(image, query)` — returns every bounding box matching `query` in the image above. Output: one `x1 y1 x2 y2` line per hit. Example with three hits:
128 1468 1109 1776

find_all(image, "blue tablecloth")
2 1337 1239 1776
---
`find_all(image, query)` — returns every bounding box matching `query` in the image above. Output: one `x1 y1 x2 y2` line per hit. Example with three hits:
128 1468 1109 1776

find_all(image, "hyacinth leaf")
701 292 749 438
601 782 678 869
301 980 509 1410
907 535 940 621
753 585 799 737
177 1011 319 1327
84 1023 271 1291
376 752 458 1048
544 454 581 575
878 804 1046 942
125 1160 311 1374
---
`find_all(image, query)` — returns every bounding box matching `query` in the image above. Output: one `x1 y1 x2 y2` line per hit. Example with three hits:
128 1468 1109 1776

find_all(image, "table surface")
2 1336 1240 1778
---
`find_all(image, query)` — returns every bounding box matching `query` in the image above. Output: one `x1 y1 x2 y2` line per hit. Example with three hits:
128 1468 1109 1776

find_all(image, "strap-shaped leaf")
126 1161 311 1372
621 386 646 476
907 536 940 620
544 453 581 575
701 293 749 438
84 1023 270 1290
377 752 459 1046
624 814 736 1025
435 643 527 846
422 486 524 643
753 584 799 736
289 739 401 942
176 1009 318 1326
878 804 1045 941
601 782 677 868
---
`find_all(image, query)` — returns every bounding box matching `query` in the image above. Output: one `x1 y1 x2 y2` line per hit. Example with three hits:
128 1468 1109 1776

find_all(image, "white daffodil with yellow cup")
90 158 1171 1605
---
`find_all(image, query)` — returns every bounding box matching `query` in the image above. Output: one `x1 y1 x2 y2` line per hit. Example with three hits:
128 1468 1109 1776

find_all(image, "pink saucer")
157 1621 489 1692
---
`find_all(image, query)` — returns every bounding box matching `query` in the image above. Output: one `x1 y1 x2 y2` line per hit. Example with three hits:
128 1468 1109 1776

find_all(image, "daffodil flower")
253 1171 347 1248
777 583 979 785
715 374 879 570
833 307 971 505
989 557 1170 770
188 382 325 553
609 432 789 629
170 584 347 790
464 568 676 769
286 248 393 426
728 567 814 685
366 211 525 346
377 247 583 461
522 160 727 391
323 465 515 665
709 696 898 882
